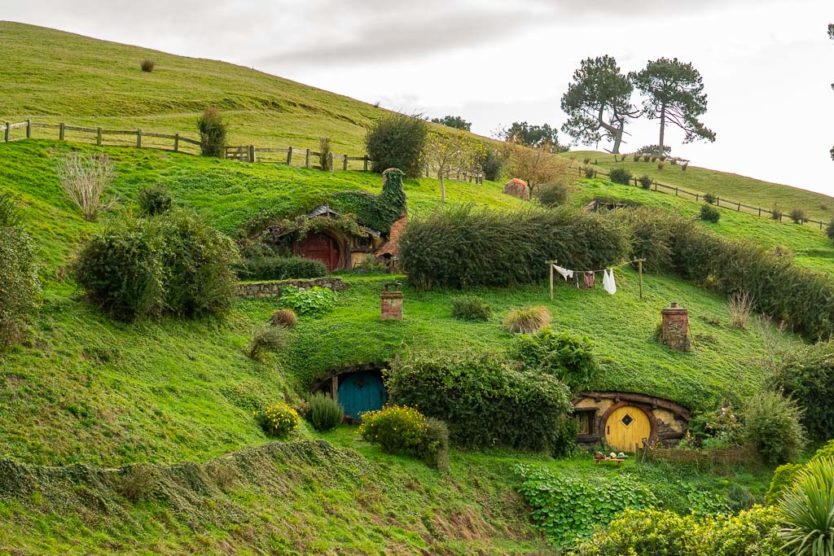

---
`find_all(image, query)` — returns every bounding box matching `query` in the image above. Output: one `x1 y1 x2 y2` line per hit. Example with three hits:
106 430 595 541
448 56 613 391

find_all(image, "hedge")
236 256 326 281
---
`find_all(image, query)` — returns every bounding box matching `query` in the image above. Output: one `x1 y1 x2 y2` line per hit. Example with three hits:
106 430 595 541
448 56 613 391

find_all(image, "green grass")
571 150 834 222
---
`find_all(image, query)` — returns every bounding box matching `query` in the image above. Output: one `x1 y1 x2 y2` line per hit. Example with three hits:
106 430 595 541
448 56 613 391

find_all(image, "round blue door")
338 371 386 421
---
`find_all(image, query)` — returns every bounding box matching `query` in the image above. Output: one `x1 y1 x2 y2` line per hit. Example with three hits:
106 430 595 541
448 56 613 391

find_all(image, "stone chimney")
660 302 691 351
380 282 403 321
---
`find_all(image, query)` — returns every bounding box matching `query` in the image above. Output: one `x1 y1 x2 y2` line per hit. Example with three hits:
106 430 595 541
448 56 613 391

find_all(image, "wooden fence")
580 165 831 232
639 443 759 471
224 144 372 171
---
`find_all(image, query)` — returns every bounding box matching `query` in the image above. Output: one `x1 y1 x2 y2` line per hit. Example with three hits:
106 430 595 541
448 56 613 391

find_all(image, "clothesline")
546 258 646 275
547 258 646 301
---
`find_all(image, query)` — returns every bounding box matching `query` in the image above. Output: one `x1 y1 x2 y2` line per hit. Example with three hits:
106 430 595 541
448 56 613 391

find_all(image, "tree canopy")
632 57 715 149
430 115 471 131
502 122 562 150
560 56 637 154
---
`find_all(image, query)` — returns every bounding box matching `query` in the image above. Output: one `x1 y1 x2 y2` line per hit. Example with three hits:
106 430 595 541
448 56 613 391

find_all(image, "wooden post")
96 127 102 146
695 193 699 202
737 202 741 211
136 129 142 148
330 376 338 401
3 122 8 143
287 146 293 165
758 207 762 217
674 187 678 196
342 154 348 171
25 119 31 139
363 155 369 171
547 260 556 301
59 122 65 141
638 259 644 300
174 133 180 152
249 145 256 163
328 152 334 172
305 148 311 168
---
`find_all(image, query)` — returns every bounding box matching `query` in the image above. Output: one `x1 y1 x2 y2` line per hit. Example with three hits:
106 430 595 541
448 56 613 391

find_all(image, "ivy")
332 168 406 234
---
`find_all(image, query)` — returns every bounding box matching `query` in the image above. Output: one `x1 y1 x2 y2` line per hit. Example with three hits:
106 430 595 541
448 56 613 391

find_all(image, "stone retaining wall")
237 278 347 299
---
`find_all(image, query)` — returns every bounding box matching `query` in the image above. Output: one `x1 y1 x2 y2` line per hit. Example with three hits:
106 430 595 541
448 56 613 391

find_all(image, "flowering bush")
258 402 299 438
359 405 449 469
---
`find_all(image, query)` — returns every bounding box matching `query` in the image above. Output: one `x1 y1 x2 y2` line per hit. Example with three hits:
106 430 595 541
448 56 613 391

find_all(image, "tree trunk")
438 174 446 203
659 103 666 150
612 126 624 154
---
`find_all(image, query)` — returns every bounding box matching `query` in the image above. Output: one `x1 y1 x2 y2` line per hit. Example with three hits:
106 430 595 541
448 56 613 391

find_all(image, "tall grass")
57 153 114 221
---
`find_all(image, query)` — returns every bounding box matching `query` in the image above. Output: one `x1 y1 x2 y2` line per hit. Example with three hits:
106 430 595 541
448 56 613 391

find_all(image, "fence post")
328 152 334 172
364 155 369 172
758 207 761 217
287 146 293 165
96 127 102 146
674 187 678 196
26 119 31 139
342 154 348 171
695 193 699 202
3 122 8 143
174 133 179 153
59 123 65 141
305 148 311 168
136 129 142 148
249 145 256 163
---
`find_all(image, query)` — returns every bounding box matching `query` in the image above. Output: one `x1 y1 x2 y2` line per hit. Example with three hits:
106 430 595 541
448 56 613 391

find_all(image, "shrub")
516 465 658 549
400 205 629 290
385 352 574 454
74 211 239 321
771 206 783 220
584 167 595 179
769 342 834 442
258 402 299 437
270 308 297 328
319 137 332 171
636 144 671 156
236 256 326 281
510 328 598 391
198 106 227 157
703 192 716 205
534 181 571 208
609 167 631 185
137 184 173 217
365 113 428 177
790 208 808 224
0 210 39 348
504 306 550 334
638 175 652 189
278 285 337 317
699 203 721 223
57 152 114 221
728 291 754 328
306 393 343 432
827 218 834 243
479 148 505 181
248 326 290 360
657 161 665 170
359 405 449 469
766 463 803 504
451 295 491 321
743 391 804 464
139 59 154 72
779 457 834 555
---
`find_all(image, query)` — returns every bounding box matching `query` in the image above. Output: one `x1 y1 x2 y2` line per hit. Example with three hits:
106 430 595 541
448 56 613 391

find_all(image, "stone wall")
237 278 347 299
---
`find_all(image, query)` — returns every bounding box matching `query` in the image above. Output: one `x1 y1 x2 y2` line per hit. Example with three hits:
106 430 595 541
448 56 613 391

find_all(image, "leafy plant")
534 181 572 208
236 256 326 281
365 113 428 177
790 208 809 224
140 59 154 72
609 167 631 185
451 295 491 321
198 106 226 157
703 192 716 205
638 175 652 189
248 326 290 360
0 192 21 227
770 342 834 442
766 463 803 504
278 286 337 317
306 393 343 432
57 152 115 221
699 203 721 223
478 148 505 181
503 306 551 334
257 402 299 437
743 390 804 464
779 457 834 556
510 328 598 391
359 405 449 469
137 184 173 217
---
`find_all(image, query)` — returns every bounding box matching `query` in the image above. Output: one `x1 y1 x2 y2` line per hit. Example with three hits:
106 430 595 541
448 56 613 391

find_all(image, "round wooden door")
605 405 651 452
297 233 340 271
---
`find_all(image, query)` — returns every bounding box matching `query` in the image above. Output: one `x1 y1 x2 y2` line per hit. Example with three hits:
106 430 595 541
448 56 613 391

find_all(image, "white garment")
553 265 574 281
602 269 617 295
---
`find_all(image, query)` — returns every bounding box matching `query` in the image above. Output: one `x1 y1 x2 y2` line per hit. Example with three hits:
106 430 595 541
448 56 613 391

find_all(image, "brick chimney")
380 282 403 321
660 302 691 351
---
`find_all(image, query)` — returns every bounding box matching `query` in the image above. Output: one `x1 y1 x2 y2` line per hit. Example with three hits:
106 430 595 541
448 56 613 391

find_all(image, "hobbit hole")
311 365 387 422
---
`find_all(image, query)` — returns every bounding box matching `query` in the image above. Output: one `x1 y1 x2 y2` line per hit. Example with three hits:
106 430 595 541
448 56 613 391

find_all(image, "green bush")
257 402 299 437
319 137 332 171
137 184 173 216
306 393 343 432
769 342 834 442
779 457 834 555
609 167 632 185
198 106 227 157
365 113 428 177
479 148 505 181
743 391 804 464
515 465 658 549
638 175 652 189
140 59 154 72
74 211 239 321
510 328 598 391
236 256 326 281
584 167 595 179
385 352 574 454
270 308 297 328
400 205 629 289
278 286 337 316
534 181 571 208
771 206 783 220
578 505 782 556
0 202 40 348
704 192 716 205
766 463 803 504
248 326 290 360
359 405 449 469
699 203 721 223
790 208 808 224
503 306 551 334
451 295 491 321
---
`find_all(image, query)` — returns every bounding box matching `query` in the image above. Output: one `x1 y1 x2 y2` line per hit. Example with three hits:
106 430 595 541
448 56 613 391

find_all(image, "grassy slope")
571 150 834 222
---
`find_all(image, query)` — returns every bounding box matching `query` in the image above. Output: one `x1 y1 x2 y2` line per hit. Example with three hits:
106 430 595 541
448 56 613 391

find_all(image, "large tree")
430 115 471 132
560 55 638 154
632 57 715 150
502 122 563 151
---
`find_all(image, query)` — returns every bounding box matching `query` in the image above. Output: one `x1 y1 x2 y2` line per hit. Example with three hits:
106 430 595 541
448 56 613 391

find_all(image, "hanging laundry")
602 268 617 295
582 271 596 289
553 265 574 281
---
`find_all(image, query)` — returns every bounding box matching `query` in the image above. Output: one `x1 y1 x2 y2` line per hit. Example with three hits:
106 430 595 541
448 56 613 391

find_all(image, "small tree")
430 115 471 131
319 137 332 171
502 122 564 151
424 132 473 203
478 148 505 181
365 113 428 177
198 106 227 157
504 142 567 195
57 153 115 221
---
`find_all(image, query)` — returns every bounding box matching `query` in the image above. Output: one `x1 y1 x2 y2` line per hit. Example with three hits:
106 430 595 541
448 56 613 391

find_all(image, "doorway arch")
296 232 342 272
604 404 652 452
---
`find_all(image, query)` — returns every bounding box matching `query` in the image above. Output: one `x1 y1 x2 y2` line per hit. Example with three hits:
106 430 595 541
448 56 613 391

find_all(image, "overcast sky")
3 0 834 194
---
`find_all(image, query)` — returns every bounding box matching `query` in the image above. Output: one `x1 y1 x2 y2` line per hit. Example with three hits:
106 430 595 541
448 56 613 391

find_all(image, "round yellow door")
605 405 651 452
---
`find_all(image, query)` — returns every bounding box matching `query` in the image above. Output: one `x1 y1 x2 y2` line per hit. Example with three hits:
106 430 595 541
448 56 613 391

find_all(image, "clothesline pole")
547 259 556 301
637 258 645 300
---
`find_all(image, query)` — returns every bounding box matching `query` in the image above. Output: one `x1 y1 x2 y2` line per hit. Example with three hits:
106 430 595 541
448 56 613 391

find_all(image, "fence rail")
580 165 830 232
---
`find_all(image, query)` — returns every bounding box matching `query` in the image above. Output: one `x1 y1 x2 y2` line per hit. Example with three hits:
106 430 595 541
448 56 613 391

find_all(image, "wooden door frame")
599 401 657 450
